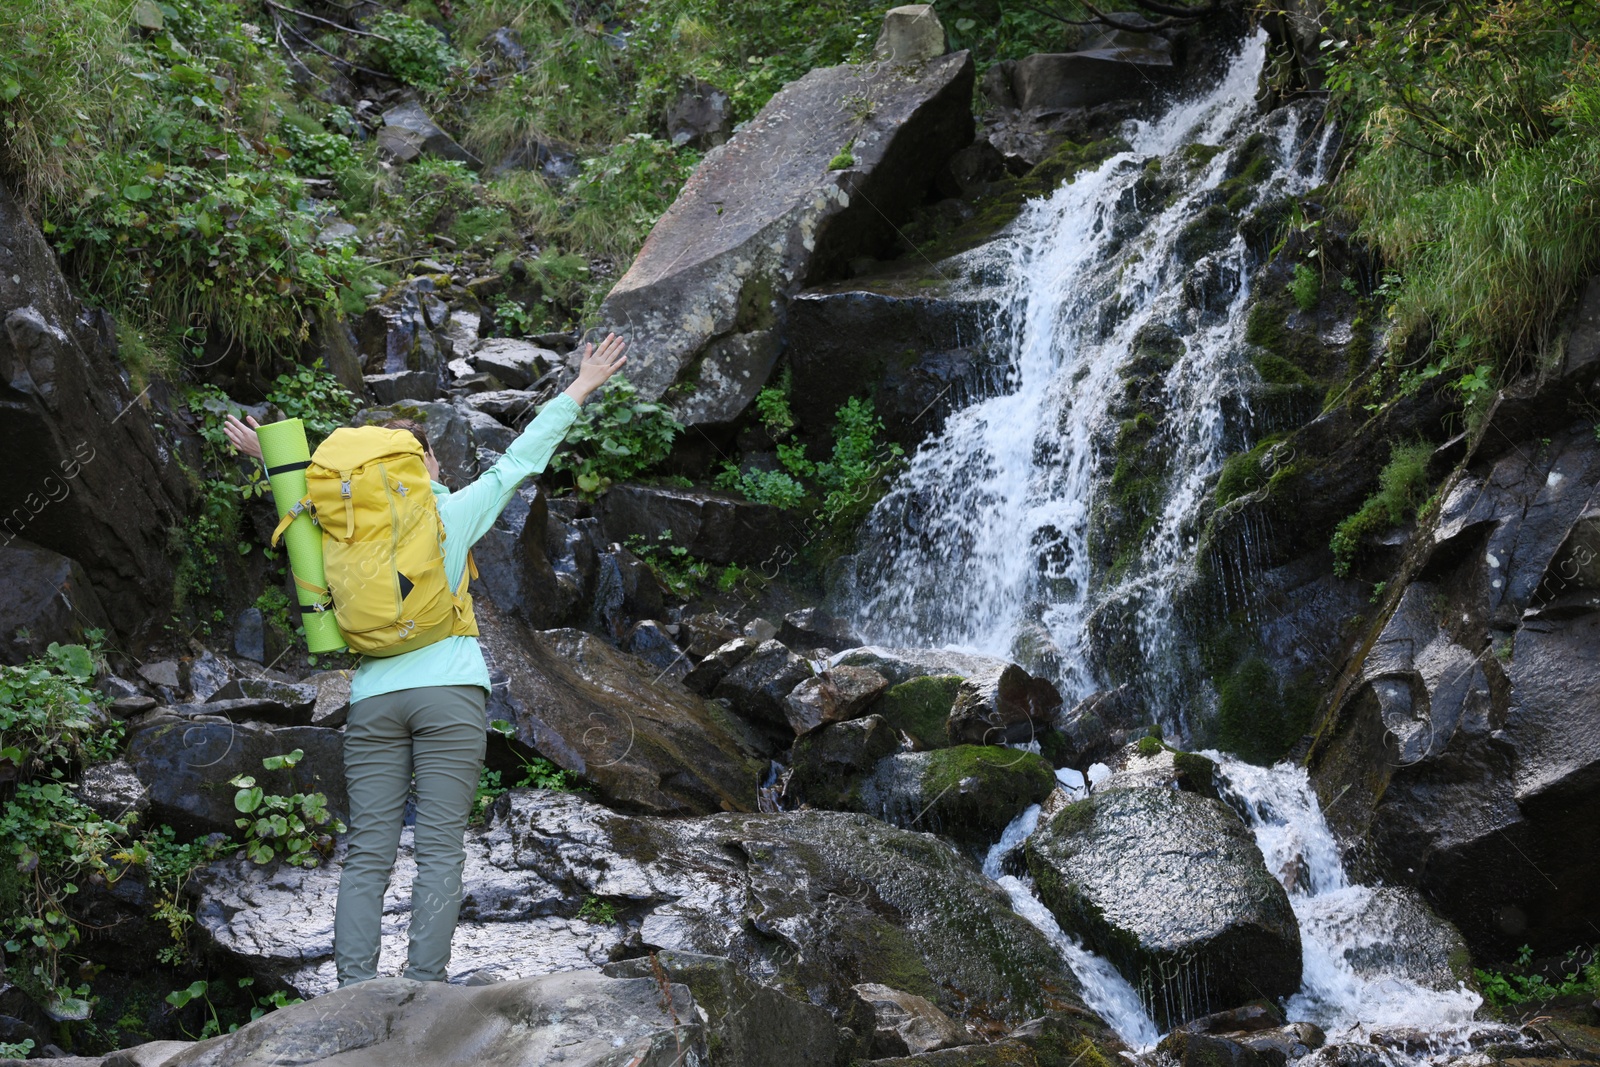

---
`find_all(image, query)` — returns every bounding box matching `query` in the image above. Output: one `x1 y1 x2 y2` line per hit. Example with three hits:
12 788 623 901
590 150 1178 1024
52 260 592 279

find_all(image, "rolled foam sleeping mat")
256 418 347 654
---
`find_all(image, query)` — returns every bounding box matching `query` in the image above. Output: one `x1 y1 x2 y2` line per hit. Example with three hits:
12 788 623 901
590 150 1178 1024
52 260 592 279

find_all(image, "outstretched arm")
440 334 629 547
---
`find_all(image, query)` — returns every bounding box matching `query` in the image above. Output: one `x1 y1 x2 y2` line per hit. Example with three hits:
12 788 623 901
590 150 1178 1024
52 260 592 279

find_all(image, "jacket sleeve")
436 393 581 550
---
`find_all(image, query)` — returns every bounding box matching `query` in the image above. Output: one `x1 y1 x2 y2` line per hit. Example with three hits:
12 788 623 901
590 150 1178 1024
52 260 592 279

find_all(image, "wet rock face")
1308 425 1600 955
0 540 109 665
192 790 1092 1035
595 47 974 418
160 972 702 1067
1026 787 1302 1030
597 483 787 566
0 181 189 637
476 601 767 815
125 715 346 838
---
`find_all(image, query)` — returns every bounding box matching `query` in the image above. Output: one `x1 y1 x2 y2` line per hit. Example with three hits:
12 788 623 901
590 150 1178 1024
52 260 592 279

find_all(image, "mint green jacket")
347 393 580 705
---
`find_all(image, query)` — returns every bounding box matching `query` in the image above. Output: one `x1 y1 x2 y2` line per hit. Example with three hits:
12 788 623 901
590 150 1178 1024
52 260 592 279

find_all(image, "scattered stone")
783 665 888 735
1179 1003 1285 1036
606 951 852 1066
665 78 734 149
461 388 540 424
679 612 740 657
682 636 758 695
186 651 234 703
713 639 815 729
304 670 352 729
874 4 947 65
853 982 971 1056
743 617 780 642
233 606 265 662
206 677 318 725
377 100 481 166
835 646 1062 746
626 619 690 682
477 604 766 815
76 760 149 824
471 337 558 390
598 484 788 566
364 368 441 403
102 1039 194 1067
137 659 181 690
1025 787 1302 1029
1160 1029 1277 1067
593 39 973 416
126 716 346 838
109 694 157 717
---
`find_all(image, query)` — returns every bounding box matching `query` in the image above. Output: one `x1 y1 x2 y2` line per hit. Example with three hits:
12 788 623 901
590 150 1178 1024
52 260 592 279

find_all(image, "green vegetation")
1135 735 1164 758
229 750 344 868
576 896 620 924
1287 262 1320 313
552 376 684 495
874 675 962 750
1475 944 1600 1011
1214 654 1319 765
1330 440 1434 577
716 394 904 530
363 11 460 92
1327 0 1600 380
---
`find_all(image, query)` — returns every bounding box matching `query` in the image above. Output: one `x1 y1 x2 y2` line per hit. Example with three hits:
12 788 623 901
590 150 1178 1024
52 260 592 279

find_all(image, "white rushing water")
982 805 1163 1050
1213 757 1485 1045
842 34 1337 734
982 760 1488 1058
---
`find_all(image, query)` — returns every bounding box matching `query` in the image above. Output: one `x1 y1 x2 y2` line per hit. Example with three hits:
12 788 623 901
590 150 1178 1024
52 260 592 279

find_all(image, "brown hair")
381 418 432 456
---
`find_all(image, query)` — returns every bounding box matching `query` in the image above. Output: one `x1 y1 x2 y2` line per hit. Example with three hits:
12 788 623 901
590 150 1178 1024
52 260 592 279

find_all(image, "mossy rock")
1175 202 1237 264
872 674 963 749
861 745 1057 847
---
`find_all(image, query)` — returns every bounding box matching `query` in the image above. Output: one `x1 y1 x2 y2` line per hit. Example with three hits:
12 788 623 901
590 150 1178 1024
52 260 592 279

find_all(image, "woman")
224 333 627 986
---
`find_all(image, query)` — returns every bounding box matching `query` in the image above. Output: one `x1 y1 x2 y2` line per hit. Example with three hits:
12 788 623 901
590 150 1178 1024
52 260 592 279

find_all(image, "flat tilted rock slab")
158 972 702 1067
597 50 973 421
1025 787 1301 1030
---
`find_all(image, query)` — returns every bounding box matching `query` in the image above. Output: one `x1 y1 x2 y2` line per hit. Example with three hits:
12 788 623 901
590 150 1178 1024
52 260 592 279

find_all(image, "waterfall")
1213 758 1486 1044
841 33 1337 734
983 762 1491 1058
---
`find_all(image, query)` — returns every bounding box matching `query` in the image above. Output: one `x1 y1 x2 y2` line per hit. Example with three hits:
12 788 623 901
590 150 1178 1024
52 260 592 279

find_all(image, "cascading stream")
982 759 1490 1059
841 34 1336 732
1212 757 1486 1045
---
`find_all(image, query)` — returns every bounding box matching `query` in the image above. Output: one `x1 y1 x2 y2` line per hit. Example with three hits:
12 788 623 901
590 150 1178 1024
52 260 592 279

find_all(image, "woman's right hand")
224 413 264 461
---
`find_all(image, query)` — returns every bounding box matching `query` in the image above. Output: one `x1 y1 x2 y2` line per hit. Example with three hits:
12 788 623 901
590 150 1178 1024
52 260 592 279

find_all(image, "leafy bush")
266 360 361 443
1330 440 1434 577
229 750 344 868
576 896 619 924
363 11 459 92
1288 262 1320 313
626 532 713 598
0 641 117 777
1475 944 1600 1011
1328 0 1600 376
551 376 683 494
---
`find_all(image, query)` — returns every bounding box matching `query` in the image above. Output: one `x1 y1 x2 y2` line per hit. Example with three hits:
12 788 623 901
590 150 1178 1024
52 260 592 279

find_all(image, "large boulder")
0 540 109 665
477 601 767 815
190 789 1101 1035
788 713 903 810
1307 425 1600 956
594 39 974 423
376 100 481 167
1025 787 1302 1030
124 715 346 838
1010 40 1175 112
712 638 814 731
159 972 701 1067
0 181 189 637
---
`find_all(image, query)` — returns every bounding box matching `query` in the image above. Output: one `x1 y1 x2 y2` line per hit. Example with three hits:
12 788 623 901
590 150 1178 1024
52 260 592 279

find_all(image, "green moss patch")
874 674 962 749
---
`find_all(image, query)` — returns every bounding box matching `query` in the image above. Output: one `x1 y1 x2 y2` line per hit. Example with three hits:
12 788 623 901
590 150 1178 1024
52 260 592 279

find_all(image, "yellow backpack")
270 426 478 657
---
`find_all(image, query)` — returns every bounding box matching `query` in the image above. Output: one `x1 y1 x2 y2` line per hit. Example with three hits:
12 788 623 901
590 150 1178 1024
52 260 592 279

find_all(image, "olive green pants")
333 684 486 986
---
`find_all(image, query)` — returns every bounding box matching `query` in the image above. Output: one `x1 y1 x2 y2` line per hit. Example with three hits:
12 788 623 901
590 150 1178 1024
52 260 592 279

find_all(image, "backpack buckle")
396 619 415 638
340 479 352 499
